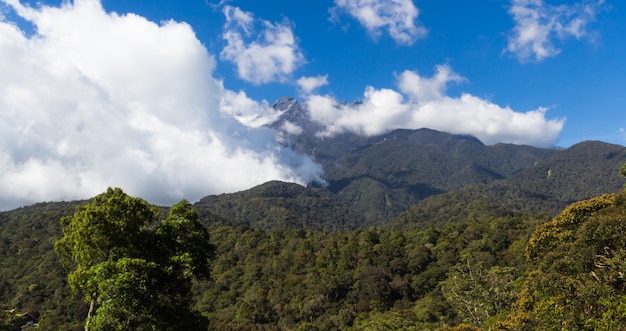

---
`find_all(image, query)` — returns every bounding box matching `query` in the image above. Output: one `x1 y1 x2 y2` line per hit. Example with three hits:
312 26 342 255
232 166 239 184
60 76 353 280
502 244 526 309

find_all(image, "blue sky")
0 0 624 209
92 0 624 146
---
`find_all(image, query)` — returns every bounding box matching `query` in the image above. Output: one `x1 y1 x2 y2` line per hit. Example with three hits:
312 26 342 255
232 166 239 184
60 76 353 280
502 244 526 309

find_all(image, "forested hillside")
2 132 626 329
294 128 558 226
196 132 626 230
391 140 626 228
195 181 362 231
0 202 86 329
1 196 545 329
4 188 626 329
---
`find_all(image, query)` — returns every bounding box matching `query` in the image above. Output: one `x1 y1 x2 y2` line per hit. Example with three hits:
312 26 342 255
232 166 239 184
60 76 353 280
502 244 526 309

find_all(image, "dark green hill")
193 133 626 230
0 201 86 330
196 128 561 228
0 193 543 330
391 140 626 228
194 181 363 231
2 171 626 329
317 129 555 224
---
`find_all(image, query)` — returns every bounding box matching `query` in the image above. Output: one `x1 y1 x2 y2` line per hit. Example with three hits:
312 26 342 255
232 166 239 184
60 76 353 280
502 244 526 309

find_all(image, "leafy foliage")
195 214 538 330
501 190 626 330
0 186 624 329
54 189 211 330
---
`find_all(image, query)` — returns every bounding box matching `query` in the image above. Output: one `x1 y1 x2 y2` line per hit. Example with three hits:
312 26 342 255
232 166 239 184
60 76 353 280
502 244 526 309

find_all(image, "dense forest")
2 129 626 330
2 183 626 329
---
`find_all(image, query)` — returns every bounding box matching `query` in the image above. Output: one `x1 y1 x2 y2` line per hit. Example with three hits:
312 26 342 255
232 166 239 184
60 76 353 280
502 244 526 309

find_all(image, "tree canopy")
54 188 212 330
501 191 626 330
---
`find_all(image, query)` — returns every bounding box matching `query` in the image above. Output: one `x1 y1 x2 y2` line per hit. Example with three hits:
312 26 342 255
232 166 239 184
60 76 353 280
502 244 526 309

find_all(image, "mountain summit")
268 97 325 152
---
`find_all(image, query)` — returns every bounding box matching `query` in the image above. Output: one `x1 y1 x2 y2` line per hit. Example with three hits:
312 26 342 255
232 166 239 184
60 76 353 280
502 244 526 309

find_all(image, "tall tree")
55 188 211 330
55 188 158 330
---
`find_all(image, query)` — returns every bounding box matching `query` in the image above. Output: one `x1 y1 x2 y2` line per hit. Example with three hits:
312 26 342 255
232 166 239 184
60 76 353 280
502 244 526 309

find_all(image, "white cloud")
332 0 427 45
397 64 466 101
220 5 305 85
296 75 329 95
306 64 564 146
281 121 304 135
0 0 322 211
219 89 283 127
506 0 604 62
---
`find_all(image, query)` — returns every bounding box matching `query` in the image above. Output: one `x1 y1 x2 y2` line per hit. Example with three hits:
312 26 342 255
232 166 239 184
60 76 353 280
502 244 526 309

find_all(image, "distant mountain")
3 98 626 232
391 140 626 228
314 128 558 224
266 98 563 222
268 96 325 154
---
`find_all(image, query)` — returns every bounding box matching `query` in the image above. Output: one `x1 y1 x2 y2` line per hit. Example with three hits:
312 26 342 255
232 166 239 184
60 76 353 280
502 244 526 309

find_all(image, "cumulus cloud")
305 64 564 146
506 0 604 62
0 0 322 211
296 75 329 95
331 0 427 45
220 5 305 85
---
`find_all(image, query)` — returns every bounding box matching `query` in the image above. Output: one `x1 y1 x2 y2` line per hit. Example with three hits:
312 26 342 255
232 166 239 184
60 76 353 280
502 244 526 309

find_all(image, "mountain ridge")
191 124 625 229
3 128 624 231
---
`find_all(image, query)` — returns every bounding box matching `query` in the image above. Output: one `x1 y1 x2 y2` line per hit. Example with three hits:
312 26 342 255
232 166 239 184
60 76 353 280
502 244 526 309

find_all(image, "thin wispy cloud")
506 0 604 62
0 0 322 211
220 5 305 85
331 0 427 45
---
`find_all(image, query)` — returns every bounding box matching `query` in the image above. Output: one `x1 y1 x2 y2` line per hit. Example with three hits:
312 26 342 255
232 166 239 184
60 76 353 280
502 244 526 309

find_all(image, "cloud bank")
332 0 427 45
0 0 322 211
305 64 564 146
506 0 604 62
220 5 305 84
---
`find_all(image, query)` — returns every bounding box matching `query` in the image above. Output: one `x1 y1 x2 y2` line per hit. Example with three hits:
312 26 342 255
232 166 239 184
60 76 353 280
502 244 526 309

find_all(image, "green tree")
441 261 518 328
502 191 626 330
350 310 419 330
55 188 211 331
152 199 213 280
55 188 158 329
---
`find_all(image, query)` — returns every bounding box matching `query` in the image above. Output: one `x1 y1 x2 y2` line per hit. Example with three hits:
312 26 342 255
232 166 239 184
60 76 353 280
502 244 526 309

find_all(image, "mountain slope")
267 98 563 225
195 129 626 230
194 181 363 231
284 128 557 225
390 140 626 228
0 201 86 329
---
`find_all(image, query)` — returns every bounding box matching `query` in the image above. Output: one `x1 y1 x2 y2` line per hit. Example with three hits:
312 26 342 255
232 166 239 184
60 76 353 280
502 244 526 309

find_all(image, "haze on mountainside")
0 0 616 210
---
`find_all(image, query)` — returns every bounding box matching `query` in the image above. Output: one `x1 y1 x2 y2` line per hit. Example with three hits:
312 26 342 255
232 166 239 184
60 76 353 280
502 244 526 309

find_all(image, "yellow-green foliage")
504 191 626 330
435 324 481 331
525 193 615 261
